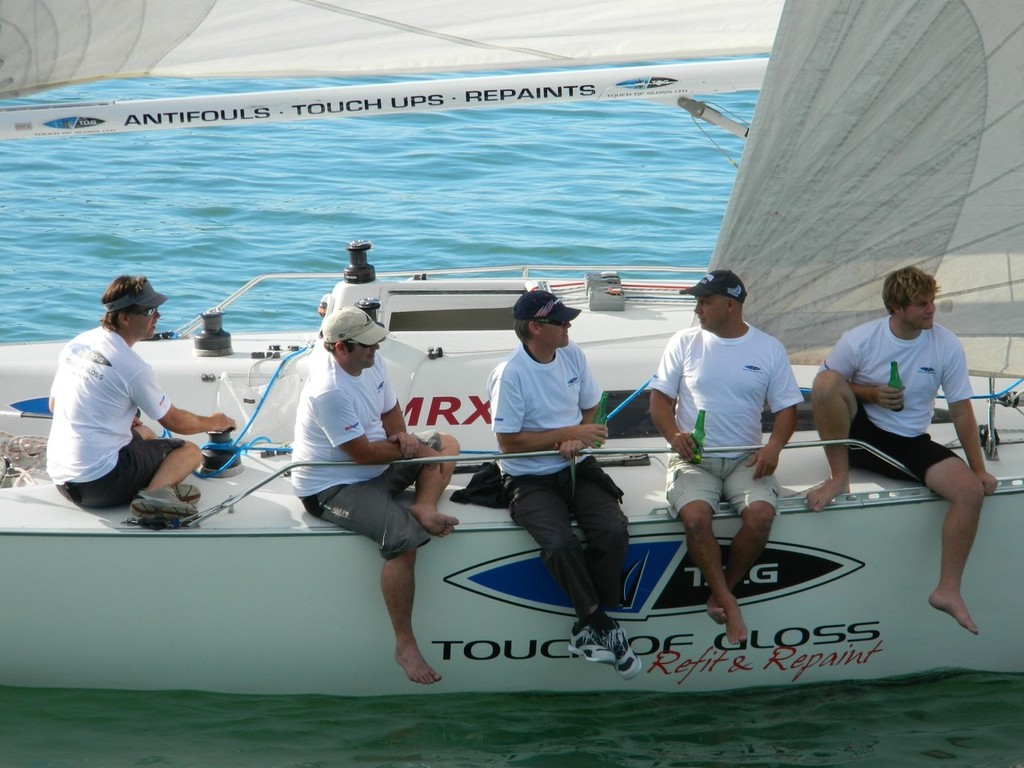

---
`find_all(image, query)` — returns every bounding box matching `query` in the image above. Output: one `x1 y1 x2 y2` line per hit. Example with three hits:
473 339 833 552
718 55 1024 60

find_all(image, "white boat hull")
2 266 1022 695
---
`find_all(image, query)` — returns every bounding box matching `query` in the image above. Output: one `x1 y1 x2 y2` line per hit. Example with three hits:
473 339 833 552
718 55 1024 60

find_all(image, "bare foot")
409 503 459 537
709 595 747 644
396 644 442 684
929 589 979 635
805 476 850 512
706 596 727 625
724 608 748 645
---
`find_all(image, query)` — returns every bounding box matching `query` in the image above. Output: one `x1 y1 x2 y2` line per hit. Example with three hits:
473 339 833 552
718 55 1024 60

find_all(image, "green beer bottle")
593 392 609 447
691 408 706 464
888 361 904 412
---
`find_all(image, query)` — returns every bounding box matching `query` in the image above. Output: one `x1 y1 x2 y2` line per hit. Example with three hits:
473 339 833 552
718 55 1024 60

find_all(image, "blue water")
2 74 1023 767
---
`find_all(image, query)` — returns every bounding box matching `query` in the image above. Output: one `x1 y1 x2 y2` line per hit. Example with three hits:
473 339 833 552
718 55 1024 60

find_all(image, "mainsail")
0 0 782 99
715 0 1024 378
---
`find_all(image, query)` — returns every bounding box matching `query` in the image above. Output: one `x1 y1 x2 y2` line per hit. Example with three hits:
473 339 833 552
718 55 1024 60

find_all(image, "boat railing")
173 264 709 337
180 438 918 528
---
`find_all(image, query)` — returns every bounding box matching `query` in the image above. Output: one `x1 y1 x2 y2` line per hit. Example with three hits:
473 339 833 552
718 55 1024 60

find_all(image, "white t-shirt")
46 327 172 484
488 341 602 477
821 316 973 437
291 347 398 496
648 324 803 458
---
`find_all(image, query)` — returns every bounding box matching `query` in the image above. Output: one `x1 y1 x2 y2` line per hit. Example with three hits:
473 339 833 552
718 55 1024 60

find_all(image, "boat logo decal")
614 77 678 91
70 344 111 367
444 533 864 619
43 116 106 130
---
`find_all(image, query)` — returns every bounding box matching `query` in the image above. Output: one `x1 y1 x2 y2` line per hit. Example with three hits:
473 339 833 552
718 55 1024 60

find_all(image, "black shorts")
848 404 958 484
57 432 186 508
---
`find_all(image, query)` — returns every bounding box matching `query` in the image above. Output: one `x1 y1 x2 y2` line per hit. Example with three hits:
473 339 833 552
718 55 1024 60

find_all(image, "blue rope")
608 376 653 422
194 344 309 478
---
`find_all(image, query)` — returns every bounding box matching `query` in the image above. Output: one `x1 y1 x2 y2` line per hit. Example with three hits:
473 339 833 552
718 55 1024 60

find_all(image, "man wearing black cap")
648 270 802 645
47 275 236 518
488 289 641 680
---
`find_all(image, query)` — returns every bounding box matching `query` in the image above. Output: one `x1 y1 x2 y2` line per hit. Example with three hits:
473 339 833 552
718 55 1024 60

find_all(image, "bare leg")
381 549 441 684
708 501 775 624
146 443 202 491
408 434 460 536
923 457 983 634
681 500 747 644
806 370 858 511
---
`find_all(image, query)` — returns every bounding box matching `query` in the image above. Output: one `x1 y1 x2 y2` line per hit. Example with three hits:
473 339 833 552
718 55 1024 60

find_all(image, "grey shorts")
308 431 441 560
666 452 780 514
57 431 186 508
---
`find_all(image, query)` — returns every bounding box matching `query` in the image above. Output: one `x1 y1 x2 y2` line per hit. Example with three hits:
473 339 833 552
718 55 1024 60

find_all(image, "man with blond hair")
806 266 997 634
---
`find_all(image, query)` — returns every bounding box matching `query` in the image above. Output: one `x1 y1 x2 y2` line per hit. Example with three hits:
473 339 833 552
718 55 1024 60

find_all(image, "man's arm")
948 399 998 494
849 381 904 411
158 405 235 436
345 402 439 463
748 404 797 479
495 421 606 455
649 389 698 462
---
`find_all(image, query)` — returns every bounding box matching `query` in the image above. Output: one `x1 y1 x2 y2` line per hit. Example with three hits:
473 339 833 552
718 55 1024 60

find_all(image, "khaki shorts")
666 452 780 514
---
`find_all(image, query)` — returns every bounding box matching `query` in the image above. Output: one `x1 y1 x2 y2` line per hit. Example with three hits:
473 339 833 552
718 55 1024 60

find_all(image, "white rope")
0 431 49 487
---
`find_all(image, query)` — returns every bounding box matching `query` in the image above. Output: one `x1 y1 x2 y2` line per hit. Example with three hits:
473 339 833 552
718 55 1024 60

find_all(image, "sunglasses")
533 318 568 327
126 306 159 317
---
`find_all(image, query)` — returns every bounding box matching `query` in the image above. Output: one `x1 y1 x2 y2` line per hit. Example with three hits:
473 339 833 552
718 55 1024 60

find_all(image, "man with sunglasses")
291 307 460 685
487 290 641 680
47 275 236 517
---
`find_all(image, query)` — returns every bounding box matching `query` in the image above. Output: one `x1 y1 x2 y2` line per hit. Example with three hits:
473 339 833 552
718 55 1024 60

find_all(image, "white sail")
0 0 783 99
714 0 1024 378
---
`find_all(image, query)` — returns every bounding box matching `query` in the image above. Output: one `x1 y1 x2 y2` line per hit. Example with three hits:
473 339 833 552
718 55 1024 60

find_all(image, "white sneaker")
568 622 616 664
129 486 198 529
596 622 643 680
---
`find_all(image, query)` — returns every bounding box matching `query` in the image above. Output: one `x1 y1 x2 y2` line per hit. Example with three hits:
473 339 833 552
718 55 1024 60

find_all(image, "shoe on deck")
129 486 198 529
568 622 615 664
169 482 201 504
595 623 643 680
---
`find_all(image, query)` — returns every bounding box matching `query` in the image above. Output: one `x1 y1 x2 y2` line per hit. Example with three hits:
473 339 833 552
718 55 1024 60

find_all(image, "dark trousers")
504 458 628 619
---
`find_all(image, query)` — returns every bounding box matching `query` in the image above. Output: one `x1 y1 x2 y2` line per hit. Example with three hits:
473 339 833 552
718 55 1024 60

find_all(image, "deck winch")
200 428 242 477
192 310 233 357
344 239 376 284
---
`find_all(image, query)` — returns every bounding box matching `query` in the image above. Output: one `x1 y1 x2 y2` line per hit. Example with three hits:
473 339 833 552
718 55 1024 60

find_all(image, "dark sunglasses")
126 306 159 317
534 318 568 327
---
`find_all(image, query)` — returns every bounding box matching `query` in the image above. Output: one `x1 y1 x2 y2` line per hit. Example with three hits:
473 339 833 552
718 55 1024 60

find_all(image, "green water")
2 672 1021 767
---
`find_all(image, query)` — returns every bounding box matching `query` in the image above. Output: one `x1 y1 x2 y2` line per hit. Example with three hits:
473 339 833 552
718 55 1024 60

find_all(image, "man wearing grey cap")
47 275 236 518
292 307 460 685
649 270 802 645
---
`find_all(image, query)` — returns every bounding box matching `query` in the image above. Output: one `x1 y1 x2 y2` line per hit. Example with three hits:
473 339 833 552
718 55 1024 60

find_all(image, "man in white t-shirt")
806 266 997 634
649 270 802 646
488 290 641 680
47 275 236 519
291 307 459 685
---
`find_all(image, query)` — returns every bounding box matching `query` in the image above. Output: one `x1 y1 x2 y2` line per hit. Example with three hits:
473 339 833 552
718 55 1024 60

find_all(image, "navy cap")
681 270 747 302
513 290 582 322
